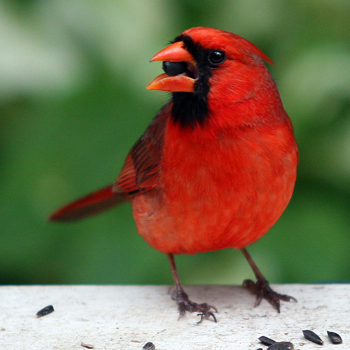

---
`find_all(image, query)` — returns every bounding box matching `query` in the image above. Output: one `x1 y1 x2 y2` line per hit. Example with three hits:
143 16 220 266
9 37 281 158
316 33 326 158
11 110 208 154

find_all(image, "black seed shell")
302 330 323 345
36 305 54 318
267 342 294 350
259 336 276 345
142 342 155 350
327 331 342 344
162 61 187 76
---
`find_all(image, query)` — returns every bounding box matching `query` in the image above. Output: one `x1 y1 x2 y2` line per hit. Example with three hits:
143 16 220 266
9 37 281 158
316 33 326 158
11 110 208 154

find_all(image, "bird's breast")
132 121 298 254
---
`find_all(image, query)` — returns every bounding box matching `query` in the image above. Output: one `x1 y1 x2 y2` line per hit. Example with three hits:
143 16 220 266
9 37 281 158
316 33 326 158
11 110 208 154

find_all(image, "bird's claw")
171 289 218 322
243 279 297 313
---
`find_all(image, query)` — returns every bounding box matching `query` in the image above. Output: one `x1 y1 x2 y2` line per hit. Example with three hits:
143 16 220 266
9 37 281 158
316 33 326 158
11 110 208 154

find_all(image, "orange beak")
146 41 196 93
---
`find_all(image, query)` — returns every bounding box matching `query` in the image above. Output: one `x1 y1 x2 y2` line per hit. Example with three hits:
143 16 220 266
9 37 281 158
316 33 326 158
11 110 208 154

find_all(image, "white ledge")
0 285 349 349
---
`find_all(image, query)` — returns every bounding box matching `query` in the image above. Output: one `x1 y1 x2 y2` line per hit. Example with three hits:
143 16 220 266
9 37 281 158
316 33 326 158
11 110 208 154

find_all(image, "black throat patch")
170 35 212 128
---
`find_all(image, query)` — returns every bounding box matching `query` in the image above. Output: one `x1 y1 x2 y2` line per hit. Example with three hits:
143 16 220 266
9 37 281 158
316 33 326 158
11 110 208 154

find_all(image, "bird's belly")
132 129 298 254
132 178 295 254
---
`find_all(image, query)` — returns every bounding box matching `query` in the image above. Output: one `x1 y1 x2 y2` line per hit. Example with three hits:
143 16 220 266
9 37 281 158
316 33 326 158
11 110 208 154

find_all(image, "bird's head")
147 27 275 128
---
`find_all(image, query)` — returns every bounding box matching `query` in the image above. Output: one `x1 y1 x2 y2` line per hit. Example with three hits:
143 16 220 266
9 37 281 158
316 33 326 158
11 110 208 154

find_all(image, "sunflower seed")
36 305 54 318
327 331 342 344
302 330 323 345
267 342 294 350
259 336 276 345
143 342 155 350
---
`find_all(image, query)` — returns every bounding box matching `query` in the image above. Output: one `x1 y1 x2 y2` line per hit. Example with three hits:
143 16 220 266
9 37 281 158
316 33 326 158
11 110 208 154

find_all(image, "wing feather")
49 103 171 221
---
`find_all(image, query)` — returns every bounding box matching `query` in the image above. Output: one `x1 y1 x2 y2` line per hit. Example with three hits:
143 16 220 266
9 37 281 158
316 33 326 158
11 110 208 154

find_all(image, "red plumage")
50 27 298 321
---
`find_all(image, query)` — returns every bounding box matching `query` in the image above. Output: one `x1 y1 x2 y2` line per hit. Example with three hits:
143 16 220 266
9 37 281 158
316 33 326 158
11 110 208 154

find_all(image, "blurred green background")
1 0 350 286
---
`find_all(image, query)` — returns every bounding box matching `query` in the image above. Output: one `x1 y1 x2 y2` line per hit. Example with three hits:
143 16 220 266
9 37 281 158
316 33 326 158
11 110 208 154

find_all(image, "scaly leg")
167 253 217 322
241 248 297 313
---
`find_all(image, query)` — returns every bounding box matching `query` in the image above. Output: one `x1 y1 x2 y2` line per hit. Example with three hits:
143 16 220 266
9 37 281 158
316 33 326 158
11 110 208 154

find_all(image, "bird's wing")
114 104 169 194
49 103 170 222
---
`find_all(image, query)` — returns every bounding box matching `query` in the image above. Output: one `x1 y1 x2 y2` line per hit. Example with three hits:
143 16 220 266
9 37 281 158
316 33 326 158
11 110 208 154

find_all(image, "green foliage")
1 0 349 285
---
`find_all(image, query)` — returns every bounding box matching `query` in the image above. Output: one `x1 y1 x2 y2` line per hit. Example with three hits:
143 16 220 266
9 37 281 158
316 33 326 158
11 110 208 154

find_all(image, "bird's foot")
171 289 218 322
243 279 297 313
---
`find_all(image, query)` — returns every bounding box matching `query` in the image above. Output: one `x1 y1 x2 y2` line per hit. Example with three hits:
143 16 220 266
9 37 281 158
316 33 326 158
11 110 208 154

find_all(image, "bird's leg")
167 253 217 322
241 248 297 313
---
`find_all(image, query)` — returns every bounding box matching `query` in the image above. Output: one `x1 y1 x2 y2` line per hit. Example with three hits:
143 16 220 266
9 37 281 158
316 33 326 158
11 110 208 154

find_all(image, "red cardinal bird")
50 27 298 322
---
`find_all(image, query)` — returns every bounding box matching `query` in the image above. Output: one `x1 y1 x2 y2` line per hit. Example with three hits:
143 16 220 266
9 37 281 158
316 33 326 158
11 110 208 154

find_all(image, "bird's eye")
163 61 187 76
208 50 226 66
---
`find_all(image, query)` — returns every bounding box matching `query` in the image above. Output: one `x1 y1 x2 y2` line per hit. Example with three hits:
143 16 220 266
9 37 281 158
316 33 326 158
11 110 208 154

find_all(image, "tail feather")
49 185 126 221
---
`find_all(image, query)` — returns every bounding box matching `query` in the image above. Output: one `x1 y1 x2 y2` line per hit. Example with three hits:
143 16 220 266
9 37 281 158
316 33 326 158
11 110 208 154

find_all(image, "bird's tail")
48 184 126 221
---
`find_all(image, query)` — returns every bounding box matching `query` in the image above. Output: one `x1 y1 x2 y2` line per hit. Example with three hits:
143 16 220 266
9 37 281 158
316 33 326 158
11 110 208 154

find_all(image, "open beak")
146 41 196 93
